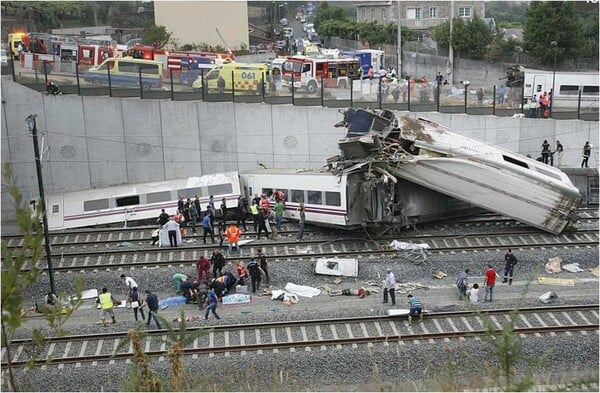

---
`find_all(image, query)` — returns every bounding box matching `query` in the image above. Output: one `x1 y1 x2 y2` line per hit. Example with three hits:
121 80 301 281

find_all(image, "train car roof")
242 168 334 176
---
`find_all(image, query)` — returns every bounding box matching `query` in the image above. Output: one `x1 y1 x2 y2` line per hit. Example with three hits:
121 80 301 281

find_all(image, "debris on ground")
116 242 135 248
314 257 358 277
545 256 563 274
270 290 299 305
284 282 321 297
433 271 447 279
562 263 584 273
539 291 558 304
537 277 575 286
222 293 252 305
395 282 430 294
591 267 599 277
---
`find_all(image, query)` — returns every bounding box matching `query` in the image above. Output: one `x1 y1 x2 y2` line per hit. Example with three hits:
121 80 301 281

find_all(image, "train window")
116 195 140 207
52 204 59 213
325 191 341 206
308 190 322 205
262 188 274 198
177 187 203 199
291 189 304 203
502 155 528 169
559 85 579 95
147 191 172 204
207 183 233 196
582 85 599 95
84 198 109 211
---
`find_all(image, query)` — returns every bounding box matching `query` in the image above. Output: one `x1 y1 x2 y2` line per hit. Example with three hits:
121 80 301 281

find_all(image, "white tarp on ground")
389 240 430 251
562 263 585 273
158 228 182 247
314 257 358 277
284 283 321 298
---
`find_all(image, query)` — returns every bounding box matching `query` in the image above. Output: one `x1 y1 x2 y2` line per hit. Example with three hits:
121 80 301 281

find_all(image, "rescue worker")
225 223 242 256
197 280 209 310
236 261 249 286
581 141 592 168
541 140 551 164
257 248 270 285
406 294 424 327
128 287 145 322
257 208 270 239
382 268 396 305
96 287 117 327
249 200 260 232
46 80 61 95
235 196 248 231
502 249 518 285
246 257 262 293
172 273 188 293
120 274 138 301
204 287 221 320
202 211 214 244
196 255 211 282
157 209 170 226
145 290 162 329
220 198 228 223
211 249 226 278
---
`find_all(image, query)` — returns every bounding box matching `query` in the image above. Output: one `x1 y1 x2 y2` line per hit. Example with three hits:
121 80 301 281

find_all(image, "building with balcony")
356 1 485 30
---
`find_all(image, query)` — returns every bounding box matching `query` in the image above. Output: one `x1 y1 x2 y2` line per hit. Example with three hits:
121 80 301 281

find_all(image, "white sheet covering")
284 283 321 298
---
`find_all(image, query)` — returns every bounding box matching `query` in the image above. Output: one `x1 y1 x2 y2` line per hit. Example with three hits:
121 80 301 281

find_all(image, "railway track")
12 228 598 272
3 209 597 250
3 304 597 368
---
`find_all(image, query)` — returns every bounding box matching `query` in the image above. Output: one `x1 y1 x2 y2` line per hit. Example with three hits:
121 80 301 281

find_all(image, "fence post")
492 85 496 116
350 78 353 106
75 62 81 95
378 77 382 109
464 84 468 114
291 73 295 105
231 70 235 102
43 60 48 86
261 73 265 102
321 74 324 107
407 78 411 111
201 69 205 101
138 67 143 99
10 57 16 82
107 64 113 97
577 90 582 120
170 68 174 101
436 83 440 112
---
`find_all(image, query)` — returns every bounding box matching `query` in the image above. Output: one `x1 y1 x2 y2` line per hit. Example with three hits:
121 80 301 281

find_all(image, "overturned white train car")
333 108 581 235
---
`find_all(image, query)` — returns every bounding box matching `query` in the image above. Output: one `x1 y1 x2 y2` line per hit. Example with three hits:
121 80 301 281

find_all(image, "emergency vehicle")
342 49 385 79
192 63 269 94
77 44 114 71
281 56 360 94
167 51 234 85
7 31 26 58
19 33 55 73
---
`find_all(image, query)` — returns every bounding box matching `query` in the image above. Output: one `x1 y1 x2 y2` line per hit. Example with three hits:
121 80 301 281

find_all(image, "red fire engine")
77 44 114 71
281 55 360 94
19 33 55 73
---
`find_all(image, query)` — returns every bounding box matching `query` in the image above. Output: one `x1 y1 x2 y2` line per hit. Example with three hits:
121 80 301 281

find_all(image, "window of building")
84 198 109 211
382 9 386 20
291 189 304 203
307 190 322 205
147 191 172 204
406 8 421 19
325 192 341 206
116 195 140 207
458 6 472 17
429 7 437 18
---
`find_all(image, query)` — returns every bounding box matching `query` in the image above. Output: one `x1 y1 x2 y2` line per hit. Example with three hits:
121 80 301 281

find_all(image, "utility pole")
26 114 55 295
396 0 402 77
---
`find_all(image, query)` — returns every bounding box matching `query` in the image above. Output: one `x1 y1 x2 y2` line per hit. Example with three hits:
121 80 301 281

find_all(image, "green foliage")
142 25 172 49
314 2 350 32
523 2 585 66
485 1 528 26
432 17 494 60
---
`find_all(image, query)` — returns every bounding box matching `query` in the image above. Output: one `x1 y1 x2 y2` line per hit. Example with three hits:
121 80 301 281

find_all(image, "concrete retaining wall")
1 77 598 220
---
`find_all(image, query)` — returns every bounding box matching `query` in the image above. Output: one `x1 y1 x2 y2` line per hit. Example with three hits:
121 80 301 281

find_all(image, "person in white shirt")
468 283 480 303
382 268 396 305
120 274 138 298
163 217 180 247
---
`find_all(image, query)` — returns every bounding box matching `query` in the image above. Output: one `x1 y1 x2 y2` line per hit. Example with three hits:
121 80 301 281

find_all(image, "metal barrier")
4 58 598 121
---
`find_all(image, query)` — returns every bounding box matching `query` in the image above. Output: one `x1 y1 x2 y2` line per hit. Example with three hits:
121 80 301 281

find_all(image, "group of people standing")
538 140 593 168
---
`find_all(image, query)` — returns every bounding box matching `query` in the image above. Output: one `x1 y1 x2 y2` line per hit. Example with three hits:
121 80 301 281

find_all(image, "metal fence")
3 58 598 122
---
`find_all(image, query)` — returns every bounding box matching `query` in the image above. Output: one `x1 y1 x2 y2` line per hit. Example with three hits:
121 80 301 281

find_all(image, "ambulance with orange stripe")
192 63 269 94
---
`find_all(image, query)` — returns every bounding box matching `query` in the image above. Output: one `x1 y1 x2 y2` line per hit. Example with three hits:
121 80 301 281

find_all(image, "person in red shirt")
196 256 211 282
483 264 498 302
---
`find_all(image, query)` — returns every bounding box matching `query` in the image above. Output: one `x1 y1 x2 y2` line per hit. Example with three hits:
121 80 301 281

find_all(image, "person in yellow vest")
96 287 118 327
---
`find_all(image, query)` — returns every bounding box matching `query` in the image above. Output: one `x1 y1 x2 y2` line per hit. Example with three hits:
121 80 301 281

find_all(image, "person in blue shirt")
204 288 221 320
407 294 423 327
202 212 214 244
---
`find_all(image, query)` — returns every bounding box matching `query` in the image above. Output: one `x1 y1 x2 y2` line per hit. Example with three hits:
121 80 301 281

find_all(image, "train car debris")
314 257 359 277
328 107 581 235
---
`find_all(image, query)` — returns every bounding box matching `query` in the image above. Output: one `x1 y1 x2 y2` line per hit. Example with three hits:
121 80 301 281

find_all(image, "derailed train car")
240 168 476 229
331 107 582 234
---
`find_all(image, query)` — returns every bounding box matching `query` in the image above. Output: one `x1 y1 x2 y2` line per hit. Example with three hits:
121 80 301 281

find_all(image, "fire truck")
281 56 360 94
77 44 114 71
19 33 56 73
167 51 235 85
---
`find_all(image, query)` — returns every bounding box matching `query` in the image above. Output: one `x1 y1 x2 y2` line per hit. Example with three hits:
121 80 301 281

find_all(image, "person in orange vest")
236 261 249 286
260 194 270 211
225 223 242 256
173 209 185 237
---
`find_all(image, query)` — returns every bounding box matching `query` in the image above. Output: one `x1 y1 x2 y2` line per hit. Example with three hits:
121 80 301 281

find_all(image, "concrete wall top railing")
1 74 598 221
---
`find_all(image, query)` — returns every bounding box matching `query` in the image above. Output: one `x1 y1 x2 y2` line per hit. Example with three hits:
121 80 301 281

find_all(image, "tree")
314 2 350 32
143 24 172 49
523 1 585 66
432 17 493 60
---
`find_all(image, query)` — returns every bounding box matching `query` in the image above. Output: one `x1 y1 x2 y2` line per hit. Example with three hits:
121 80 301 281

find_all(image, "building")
356 1 485 30
153 1 249 50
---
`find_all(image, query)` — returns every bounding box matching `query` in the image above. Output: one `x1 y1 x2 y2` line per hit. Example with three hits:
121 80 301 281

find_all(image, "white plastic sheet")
284 283 321 298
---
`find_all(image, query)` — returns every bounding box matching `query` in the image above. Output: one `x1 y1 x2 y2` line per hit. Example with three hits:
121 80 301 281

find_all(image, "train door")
370 183 387 222
47 195 64 229
530 74 550 98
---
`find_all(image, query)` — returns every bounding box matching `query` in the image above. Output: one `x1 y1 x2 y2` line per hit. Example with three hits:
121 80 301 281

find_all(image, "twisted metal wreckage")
324 107 581 235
